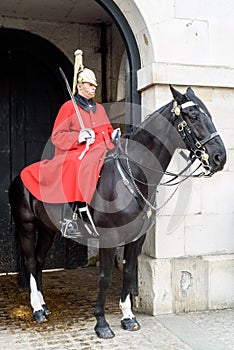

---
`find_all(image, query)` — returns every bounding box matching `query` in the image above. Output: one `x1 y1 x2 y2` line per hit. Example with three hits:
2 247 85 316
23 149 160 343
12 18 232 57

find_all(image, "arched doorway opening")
96 0 141 127
0 0 142 273
0 28 85 273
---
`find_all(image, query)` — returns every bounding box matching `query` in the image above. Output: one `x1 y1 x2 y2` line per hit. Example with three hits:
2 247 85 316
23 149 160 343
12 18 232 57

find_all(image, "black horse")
9 86 226 339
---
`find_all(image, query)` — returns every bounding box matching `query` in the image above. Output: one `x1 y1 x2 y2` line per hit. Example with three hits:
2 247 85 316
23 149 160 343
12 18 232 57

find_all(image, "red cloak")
20 100 115 204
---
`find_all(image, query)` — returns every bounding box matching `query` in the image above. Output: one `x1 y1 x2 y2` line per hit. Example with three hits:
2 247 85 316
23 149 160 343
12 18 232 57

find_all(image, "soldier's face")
78 82 96 99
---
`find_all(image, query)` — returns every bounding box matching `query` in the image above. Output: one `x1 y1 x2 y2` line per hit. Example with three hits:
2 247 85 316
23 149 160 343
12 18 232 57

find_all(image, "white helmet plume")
72 49 84 95
72 49 97 95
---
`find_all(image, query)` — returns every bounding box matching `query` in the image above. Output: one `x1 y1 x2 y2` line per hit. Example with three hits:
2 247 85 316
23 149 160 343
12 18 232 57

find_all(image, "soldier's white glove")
111 128 121 141
78 128 95 145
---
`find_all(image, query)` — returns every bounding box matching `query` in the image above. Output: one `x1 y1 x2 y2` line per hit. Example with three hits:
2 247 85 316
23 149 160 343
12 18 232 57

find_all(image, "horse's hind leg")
94 247 116 339
34 222 56 318
119 234 146 331
16 220 47 322
18 220 55 323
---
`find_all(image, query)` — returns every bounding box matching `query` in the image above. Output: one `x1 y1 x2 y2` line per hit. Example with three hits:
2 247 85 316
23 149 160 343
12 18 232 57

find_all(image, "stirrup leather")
78 205 99 237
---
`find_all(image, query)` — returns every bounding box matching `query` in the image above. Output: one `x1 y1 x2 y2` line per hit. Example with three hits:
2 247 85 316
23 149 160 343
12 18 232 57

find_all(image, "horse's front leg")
94 247 116 339
119 234 146 331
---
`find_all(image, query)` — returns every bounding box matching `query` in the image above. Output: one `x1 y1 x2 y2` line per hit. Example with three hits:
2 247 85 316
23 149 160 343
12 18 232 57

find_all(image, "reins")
119 139 203 187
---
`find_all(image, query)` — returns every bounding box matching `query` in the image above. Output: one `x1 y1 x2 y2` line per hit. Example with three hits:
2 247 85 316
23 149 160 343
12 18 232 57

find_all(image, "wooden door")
0 29 87 272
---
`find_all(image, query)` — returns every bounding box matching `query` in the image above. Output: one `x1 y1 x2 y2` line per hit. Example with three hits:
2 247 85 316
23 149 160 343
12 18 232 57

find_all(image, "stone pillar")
136 84 234 315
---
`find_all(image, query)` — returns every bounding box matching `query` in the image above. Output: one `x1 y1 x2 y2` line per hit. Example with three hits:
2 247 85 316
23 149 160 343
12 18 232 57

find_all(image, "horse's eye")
190 115 198 122
188 108 199 122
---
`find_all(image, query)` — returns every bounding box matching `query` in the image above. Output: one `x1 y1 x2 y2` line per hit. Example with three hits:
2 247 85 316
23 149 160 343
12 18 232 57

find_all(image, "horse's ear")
186 86 212 118
186 87 195 98
169 85 184 103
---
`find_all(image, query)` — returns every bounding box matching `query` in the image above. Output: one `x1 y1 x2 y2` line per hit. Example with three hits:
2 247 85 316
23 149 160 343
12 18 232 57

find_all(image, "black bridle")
172 99 219 174
113 98 221 211
115 98 220 185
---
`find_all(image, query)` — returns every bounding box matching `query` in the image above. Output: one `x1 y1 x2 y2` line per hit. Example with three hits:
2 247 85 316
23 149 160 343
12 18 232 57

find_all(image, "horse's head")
170 85 226 175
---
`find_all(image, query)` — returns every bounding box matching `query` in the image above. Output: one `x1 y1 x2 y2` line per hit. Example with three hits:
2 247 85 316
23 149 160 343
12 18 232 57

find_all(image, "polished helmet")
72 50 98 94
77 68 97 87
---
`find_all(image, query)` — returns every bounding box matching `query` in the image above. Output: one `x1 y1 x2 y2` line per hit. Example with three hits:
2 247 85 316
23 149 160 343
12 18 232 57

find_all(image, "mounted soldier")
9 78 226 333
20 49 120 236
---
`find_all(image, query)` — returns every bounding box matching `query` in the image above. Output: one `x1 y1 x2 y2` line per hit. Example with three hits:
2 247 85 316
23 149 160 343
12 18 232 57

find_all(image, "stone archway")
96 0 143 126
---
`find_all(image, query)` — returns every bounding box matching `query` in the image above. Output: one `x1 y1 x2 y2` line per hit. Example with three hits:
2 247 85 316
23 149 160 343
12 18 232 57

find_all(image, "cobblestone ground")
0 266 233 350
0 266 188 350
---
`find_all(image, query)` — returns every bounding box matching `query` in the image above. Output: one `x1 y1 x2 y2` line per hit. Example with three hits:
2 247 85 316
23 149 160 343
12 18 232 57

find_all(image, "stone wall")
114 0 234 313
138 84 234 314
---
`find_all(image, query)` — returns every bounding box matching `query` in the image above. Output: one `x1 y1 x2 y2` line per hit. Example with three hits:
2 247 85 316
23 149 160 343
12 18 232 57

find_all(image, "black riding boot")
60 203 82 238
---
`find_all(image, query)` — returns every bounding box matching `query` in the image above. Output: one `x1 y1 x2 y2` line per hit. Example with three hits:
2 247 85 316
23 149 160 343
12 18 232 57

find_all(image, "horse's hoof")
121 317 140 331
33 310 47 323
95 325 115 339
42 304 51 316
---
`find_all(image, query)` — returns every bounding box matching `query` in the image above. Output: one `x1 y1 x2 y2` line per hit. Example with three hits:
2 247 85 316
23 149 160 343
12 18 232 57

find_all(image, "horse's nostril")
213 153 221 166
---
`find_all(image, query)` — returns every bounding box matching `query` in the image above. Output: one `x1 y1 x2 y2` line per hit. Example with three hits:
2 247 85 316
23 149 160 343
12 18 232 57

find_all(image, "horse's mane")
124 87 212 141
127 101 173 139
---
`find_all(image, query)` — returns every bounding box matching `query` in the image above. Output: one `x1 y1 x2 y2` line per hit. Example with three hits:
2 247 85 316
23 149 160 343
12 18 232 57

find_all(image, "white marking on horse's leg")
30 274 43 312
119 294 135 320
38 291 46 306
